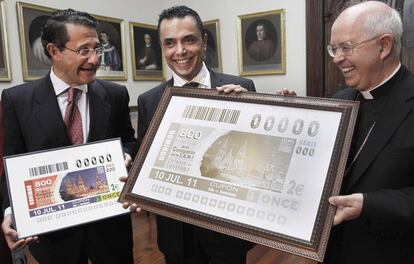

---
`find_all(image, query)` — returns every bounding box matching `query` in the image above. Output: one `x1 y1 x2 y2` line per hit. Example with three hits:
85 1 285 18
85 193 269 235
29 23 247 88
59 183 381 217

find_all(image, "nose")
87 53 101 65
175 42 187 55
332 52 345 65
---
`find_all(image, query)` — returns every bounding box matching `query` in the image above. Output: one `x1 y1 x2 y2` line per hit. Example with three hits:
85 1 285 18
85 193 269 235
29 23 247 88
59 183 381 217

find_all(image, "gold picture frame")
120 87 359 262
237 9 286 76
203 19 222 73
129 22 163 81
94 14 127 81
16 2 56 81
0 0 11 81
16 2 127 81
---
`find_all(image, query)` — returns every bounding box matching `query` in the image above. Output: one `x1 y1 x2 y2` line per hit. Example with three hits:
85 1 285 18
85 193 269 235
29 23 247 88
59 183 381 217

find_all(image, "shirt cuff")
4 206 12 216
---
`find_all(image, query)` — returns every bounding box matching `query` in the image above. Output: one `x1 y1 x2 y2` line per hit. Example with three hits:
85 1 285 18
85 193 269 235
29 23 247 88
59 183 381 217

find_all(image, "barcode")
29 162 68 177
182 105 240 124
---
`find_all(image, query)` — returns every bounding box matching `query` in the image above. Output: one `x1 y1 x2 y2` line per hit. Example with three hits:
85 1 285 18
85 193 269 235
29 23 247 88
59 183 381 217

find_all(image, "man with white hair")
324 1 414 263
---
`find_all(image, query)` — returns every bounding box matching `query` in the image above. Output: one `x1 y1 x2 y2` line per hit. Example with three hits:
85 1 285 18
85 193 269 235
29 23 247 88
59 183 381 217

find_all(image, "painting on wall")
129 22 163 81
237 9 286 76
17 2 56 81
203 19 222 73
17 2 127 81
0 0 11 81
95 15 127 81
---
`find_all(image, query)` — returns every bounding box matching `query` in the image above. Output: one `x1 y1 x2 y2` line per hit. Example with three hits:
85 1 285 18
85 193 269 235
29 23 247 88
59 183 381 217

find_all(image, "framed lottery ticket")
120 88 358 261
4 138 128 239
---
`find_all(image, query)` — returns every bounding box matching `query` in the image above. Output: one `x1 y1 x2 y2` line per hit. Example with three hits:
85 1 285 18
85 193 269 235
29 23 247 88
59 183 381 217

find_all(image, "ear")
379 34 393 60
46 43 60 61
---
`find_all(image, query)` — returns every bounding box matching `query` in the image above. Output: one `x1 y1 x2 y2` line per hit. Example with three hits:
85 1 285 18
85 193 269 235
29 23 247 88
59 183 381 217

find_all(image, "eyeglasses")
326 35 383 58
64 46 104 58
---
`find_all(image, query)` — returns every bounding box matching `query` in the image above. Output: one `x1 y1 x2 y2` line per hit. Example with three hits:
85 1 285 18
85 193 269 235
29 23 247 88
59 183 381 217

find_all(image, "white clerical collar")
50 67 88 96
359 63 401 100
173 62 211 88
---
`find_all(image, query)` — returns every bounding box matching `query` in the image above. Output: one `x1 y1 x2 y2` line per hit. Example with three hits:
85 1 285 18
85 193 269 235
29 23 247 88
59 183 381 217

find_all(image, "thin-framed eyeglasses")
326 34 383 58
64 46 104 58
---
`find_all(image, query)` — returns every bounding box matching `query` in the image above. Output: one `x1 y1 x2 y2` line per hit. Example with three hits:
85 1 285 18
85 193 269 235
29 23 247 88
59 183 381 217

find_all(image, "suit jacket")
0 75 136 264
137 70 256 263
324 66 414 264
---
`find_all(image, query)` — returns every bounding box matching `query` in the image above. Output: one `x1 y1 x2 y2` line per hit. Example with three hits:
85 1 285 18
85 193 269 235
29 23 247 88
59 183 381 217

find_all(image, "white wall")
0 0 307 106
162 0 307 95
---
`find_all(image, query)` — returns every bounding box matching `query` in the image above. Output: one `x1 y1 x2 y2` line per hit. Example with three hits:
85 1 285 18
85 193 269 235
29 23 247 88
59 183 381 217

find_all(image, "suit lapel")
209 70 223 89
33 76 70 143
87 80 111 141
345 69 414 191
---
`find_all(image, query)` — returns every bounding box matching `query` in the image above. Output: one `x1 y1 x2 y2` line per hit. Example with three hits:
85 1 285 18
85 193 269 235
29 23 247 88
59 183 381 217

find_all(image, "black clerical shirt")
345 67 403 181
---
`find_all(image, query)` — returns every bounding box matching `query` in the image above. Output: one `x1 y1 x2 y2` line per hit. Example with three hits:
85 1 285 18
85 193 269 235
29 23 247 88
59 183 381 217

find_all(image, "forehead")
330 13 365 43
159 16 201 40
66 23 99 44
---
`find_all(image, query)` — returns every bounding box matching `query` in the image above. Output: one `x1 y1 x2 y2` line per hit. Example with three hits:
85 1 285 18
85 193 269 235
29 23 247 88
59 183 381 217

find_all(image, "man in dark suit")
137 5 255 264
0 9 136 264
323 2 414 263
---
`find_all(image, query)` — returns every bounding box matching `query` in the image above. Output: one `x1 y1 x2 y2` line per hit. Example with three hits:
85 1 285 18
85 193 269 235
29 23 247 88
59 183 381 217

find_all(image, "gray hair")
364 6 402 57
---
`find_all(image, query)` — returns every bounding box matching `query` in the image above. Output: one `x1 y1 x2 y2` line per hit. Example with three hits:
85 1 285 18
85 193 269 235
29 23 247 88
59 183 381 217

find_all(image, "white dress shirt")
50 68 90 142
173 62 211 88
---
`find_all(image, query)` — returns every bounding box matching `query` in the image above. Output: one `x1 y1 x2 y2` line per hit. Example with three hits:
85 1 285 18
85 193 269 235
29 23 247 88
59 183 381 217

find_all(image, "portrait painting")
94 15 127 80
203 19 222 73
237 9 286 76
0 0 11 81
17 2 56 81
129 22 163 81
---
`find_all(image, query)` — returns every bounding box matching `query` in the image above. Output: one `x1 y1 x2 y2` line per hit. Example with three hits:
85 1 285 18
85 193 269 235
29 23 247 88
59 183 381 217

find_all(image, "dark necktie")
182 82 199 88
64 87 83 145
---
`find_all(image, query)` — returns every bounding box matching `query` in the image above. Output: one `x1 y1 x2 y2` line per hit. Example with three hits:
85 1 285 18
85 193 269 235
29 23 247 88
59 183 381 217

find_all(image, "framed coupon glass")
237 9 286 76
95 15 127 80
129 22 163 81
120 88 358 261
16 2 56 81
203 19 222 73
0 0 11 81
4 138 128 239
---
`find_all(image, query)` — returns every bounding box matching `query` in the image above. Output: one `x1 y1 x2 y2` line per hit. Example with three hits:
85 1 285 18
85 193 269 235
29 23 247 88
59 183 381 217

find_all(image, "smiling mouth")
175 58 191 65
342 66 355 73
80 66 97 72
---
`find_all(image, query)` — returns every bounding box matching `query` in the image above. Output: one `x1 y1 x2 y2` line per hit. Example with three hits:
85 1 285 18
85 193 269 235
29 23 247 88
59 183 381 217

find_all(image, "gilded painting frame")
129 22 163 81
0 0 11 81
94 14 127 81
203 19 222 73
237 9 286 76
16 2 56 81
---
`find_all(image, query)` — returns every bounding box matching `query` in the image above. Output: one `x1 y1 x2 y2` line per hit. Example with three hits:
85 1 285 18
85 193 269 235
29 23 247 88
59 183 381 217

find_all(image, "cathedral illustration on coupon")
60 167 110 201
201 131 295 192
